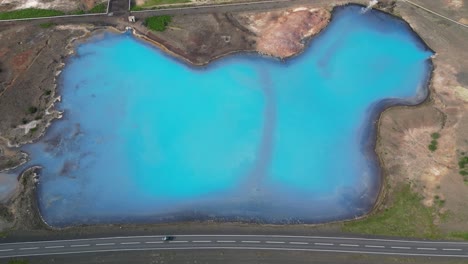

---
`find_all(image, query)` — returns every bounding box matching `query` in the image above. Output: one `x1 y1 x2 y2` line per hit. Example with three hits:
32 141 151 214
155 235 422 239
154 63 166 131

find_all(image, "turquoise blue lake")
14 5 432 226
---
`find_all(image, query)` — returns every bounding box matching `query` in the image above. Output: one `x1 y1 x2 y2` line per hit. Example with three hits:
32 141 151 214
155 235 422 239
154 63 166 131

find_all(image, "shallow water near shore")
9 5 432 227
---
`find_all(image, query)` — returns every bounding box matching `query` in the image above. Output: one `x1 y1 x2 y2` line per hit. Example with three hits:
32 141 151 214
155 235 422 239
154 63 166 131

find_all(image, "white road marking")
145 241 163 244
96 243 115 246
19 247 39 250
442 248 462 251
417 247 437 251
70 244 90 247
315 243 333 246
169 241 188 243
192 241 211 243
217 240 236 243
266 241 285 244
241 241 260 243
45 246 64 249
3 234 468 246
289 242 308 245
120 242 141 245
0 249 13 252
391 246 411 250
365 245 385 248
339 244 359 247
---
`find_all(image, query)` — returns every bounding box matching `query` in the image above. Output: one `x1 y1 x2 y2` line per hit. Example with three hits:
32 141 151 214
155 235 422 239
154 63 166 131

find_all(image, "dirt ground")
0 23 96 173
0 0 467 241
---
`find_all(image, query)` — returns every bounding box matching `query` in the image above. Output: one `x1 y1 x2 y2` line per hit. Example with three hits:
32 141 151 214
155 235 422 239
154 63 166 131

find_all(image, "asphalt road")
0 235 467 259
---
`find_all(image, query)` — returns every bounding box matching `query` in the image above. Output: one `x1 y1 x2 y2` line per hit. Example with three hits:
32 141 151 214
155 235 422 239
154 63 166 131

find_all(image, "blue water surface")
18 5 432 226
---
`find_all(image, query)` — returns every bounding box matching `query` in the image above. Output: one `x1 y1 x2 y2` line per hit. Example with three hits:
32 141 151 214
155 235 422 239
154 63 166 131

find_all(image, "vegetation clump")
88 3 107 13
144 15 172 31
39 22 55 28
27 106 38 114
0 8 64 20
459 154 468 184
428 132 440 152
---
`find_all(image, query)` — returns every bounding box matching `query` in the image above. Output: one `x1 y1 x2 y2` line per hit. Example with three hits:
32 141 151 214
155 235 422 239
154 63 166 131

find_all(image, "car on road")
162 236 174 241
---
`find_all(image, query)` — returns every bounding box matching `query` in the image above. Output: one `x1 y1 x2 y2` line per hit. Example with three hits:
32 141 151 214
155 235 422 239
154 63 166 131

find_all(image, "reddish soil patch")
11 50 34 72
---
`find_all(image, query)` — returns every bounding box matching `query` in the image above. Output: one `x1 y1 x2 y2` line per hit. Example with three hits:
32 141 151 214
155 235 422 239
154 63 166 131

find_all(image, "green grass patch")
88 3 107 13
140 0 191 8
144 15 172 31
0 8 64 20
449 232 468 240
39 22 55 28
343 185 440 239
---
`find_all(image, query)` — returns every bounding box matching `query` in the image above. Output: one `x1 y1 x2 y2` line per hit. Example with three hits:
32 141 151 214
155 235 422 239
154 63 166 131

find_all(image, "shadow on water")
240 68 276 196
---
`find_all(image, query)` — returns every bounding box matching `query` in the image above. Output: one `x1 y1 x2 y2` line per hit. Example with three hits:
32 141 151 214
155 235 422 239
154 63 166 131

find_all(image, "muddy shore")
0 0 467 240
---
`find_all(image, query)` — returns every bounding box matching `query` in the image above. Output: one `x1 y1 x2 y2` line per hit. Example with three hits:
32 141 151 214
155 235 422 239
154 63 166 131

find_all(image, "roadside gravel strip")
0 235 467 258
